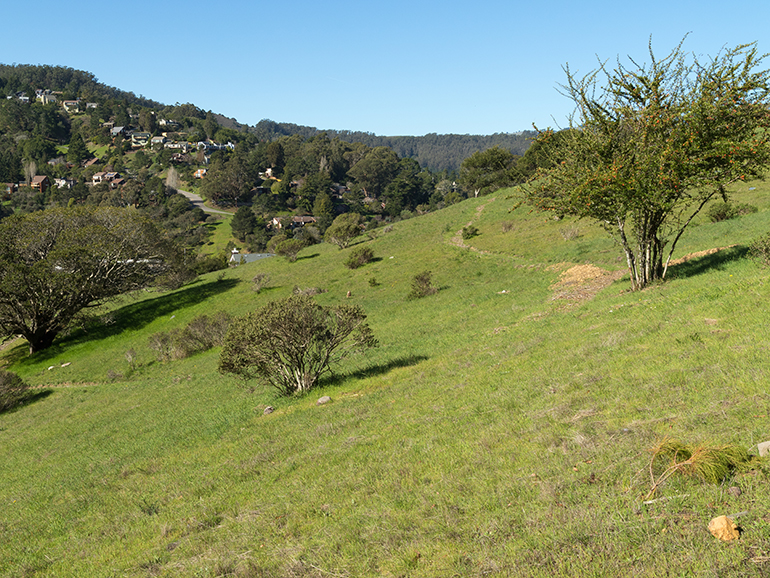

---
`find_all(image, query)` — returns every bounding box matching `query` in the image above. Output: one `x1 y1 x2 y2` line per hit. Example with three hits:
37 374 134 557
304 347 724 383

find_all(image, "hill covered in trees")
0 64 534 172
248 119 535 172
0 64 535 261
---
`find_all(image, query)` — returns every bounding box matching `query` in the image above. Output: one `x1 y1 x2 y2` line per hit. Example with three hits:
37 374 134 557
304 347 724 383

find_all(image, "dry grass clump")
646 438 751 499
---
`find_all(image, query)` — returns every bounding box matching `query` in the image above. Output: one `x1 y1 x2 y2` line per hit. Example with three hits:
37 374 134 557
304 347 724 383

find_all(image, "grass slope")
3 182 770 577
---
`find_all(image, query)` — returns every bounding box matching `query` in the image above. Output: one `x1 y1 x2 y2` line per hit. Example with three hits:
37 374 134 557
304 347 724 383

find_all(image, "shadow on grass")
0 389 53 416
321 355 428 388
296 252 320 261
668 245 749 280
17 278 240 365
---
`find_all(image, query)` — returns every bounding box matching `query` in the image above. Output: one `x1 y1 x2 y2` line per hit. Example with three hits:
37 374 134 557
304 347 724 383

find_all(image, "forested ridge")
247 119 535 172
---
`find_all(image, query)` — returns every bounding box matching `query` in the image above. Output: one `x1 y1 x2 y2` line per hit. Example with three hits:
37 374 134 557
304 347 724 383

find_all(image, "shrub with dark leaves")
0 370 30 412
345 246 375 269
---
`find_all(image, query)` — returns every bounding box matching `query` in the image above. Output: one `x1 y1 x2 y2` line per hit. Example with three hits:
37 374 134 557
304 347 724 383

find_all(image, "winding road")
177 190 233 215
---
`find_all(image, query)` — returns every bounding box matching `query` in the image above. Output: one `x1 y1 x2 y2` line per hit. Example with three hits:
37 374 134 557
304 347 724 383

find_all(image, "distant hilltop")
0 63 534 172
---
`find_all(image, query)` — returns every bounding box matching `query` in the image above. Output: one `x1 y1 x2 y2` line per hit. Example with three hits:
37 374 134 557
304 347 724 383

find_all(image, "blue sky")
4 0 770 136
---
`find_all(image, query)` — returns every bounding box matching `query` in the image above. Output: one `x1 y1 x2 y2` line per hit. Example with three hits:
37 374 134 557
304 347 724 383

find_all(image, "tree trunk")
28 330 57 355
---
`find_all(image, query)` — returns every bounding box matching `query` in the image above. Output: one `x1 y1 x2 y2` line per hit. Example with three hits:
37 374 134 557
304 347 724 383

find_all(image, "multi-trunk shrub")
219 295 377 395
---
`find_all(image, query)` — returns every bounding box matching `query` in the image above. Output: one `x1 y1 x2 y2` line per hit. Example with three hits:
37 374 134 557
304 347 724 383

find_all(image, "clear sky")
4 0 770 136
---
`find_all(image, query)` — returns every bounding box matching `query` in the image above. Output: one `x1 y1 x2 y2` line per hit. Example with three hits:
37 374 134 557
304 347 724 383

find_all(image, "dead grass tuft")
646 438 751 499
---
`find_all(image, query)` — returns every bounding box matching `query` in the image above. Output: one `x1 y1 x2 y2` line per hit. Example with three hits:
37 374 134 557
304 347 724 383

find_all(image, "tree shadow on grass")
321 355 429 388
21 278 241 364
0 389 53 416
667 245 749 280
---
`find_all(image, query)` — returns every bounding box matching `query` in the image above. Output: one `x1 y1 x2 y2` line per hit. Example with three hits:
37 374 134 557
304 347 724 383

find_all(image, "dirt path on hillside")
449 197 496 251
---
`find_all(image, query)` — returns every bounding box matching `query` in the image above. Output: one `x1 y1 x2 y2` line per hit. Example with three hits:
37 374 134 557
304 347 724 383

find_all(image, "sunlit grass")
3 185 770 576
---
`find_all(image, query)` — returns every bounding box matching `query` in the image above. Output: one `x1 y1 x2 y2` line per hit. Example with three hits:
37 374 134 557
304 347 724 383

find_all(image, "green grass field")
3 182 770 576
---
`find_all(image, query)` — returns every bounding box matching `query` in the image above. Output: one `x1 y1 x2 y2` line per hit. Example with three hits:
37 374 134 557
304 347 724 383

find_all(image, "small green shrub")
750 233 770 266
559 225 580 241
252 273 270 293
293 286 327 296
409 271 438 299
345 246 375 269
708 201 758 222
324 213 362 249
148 331 175 362
275 238 307 262
149 312 232 361
266 234 287 254
193 252 228 274
461 225 479 240
0 369 31 412
218 295 378 395
368 277 379 287
501 220 515 233
183 312 232 351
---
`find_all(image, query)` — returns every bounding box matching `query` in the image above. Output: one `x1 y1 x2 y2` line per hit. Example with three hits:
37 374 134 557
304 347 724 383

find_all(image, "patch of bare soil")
550 263 626 303
668 245 737 267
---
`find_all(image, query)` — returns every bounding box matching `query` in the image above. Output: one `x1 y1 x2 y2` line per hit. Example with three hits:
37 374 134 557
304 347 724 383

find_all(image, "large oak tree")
527 40 770 290
0 206 179 353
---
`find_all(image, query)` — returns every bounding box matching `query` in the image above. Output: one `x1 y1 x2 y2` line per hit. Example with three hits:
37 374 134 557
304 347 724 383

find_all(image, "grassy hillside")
3 181 770 577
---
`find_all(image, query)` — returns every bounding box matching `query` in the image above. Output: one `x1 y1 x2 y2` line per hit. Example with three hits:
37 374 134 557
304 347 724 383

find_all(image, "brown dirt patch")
668 245 737 267
550 264 626 303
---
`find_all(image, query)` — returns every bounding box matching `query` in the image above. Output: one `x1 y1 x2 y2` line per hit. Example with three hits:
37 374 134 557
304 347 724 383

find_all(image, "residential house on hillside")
229 248 273 265
92 172 122 186
7 92 29 103
30 175 50 193
54 177 76 189
158 119 181 130
131 132 151 148
2 183 17 199
269 215 317 230
292 216 317 227
193 168 207 179
38 93 57 105
165 141 190 153
62 100 81 113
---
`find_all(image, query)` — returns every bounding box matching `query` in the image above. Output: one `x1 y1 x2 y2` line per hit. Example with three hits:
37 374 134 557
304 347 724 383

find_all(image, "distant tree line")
248 119 535 172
